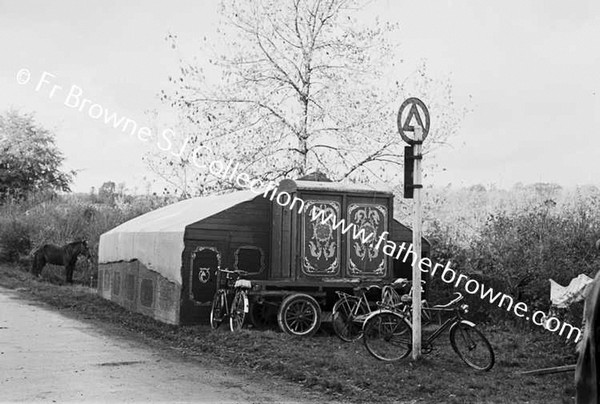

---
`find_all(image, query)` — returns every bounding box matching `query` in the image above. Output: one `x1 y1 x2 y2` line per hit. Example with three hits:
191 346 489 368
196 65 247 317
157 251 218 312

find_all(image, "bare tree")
152 0 464 195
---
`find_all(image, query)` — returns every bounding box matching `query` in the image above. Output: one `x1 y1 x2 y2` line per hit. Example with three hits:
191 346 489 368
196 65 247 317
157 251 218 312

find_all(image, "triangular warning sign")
402 103 425 132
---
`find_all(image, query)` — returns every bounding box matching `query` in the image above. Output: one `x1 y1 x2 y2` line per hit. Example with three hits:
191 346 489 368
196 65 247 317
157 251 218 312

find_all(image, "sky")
0 0 598 193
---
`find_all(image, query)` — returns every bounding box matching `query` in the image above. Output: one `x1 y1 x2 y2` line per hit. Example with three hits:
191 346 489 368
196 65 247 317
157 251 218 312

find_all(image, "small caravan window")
235 246 264 273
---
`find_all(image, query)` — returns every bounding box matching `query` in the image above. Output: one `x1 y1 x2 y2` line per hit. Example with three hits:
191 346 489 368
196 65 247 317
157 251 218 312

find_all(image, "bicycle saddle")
234 279 252 289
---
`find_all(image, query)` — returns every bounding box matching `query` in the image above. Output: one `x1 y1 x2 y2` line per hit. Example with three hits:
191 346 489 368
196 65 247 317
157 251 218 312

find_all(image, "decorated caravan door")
190 246 221 304
346 201 388 277
301 198 342 277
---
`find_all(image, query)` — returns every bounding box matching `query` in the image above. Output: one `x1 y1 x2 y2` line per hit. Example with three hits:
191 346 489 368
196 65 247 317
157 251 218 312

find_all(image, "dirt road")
0 287 322 403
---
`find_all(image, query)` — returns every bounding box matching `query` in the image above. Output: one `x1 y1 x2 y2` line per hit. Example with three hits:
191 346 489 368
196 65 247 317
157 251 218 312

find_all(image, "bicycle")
331 283 382 342
210 267 251 332
381 278 434 323
333 279 429 342
362 292 495 371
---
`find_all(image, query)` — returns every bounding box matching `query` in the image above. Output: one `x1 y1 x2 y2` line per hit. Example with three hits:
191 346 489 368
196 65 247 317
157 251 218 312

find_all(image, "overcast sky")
1 0 598 193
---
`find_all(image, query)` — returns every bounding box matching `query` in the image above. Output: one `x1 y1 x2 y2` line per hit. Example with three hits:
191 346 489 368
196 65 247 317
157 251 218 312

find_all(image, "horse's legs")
30 253 37 274
66 264 74 284
32 254 44 277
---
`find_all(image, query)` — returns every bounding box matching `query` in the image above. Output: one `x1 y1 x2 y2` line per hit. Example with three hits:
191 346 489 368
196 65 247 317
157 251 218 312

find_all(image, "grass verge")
0 264 578 403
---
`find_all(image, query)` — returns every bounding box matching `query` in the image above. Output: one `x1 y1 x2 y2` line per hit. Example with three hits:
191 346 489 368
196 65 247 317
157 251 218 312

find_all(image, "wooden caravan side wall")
184 196 271 276
270 193 295 280
180 196 271 324
390 220 431 253
288 190 395 283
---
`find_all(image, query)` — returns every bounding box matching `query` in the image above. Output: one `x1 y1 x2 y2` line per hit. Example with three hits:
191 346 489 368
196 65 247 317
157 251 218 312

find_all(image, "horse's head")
78 240 92 260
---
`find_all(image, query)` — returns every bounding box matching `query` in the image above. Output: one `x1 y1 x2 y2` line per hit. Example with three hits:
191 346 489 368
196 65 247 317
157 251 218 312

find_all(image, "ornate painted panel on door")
301 200 341 276
347 203 388 277
190 246 221 304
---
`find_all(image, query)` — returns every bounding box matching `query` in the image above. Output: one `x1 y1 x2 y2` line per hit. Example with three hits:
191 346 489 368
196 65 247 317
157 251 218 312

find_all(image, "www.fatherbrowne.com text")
262 186 582 343
21 67 582 342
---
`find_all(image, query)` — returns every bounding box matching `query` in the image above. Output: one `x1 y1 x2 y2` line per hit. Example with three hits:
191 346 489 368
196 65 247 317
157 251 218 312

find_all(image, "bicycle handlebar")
432 292 464 309
392 278 426 287
346 278 384 291
216 267 249 276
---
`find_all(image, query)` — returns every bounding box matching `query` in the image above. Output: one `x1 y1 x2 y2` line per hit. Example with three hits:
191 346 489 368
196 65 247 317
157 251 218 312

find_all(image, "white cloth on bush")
550 274 594 309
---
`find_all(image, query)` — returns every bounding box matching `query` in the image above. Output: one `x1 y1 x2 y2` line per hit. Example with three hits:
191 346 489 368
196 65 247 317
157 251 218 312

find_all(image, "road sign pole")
411 125 423 361
396 96 429 361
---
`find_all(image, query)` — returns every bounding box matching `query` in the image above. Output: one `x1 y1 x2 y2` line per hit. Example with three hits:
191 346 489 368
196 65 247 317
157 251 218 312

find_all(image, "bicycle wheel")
210 290 226 330
332 296 369 342
229 290 248 332
363 312 412 361
449 321 495 371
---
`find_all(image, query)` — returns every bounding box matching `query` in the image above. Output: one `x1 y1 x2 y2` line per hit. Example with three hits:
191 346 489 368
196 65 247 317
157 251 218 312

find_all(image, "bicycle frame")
216 273 235 311
361 296 494 370
382 281 433 323
369 292 466 341
212 268 249 325
335 289 372 317
417 306 461 345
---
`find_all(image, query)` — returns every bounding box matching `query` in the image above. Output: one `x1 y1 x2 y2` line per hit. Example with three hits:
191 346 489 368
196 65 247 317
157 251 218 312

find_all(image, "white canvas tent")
99 190 259 285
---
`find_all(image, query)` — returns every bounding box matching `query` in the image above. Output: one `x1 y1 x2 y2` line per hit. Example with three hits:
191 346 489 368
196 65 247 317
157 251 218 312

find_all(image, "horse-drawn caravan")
97 177 430 335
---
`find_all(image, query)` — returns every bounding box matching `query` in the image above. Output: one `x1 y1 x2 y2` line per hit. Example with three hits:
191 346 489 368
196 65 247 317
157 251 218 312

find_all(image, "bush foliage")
0 191 173 281
424 184 600 325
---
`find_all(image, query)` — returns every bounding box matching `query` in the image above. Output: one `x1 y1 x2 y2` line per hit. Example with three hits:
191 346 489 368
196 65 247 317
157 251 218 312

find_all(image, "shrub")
0 217 32 262
425 186 600 327
0 191 172 282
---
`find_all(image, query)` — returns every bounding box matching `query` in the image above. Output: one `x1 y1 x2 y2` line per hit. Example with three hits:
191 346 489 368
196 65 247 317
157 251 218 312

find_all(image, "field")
0 264 577 404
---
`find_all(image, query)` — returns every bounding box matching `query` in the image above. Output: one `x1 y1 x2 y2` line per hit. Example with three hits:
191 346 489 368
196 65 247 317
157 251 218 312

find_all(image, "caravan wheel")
277 293 322 337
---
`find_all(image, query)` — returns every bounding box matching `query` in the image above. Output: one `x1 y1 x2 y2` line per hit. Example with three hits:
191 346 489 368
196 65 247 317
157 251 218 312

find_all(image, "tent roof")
99 190 260 285
278 179 393 195
103 190 260 235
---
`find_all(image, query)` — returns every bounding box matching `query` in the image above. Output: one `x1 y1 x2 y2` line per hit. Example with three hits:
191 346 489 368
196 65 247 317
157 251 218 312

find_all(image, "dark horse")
31 240 91 283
